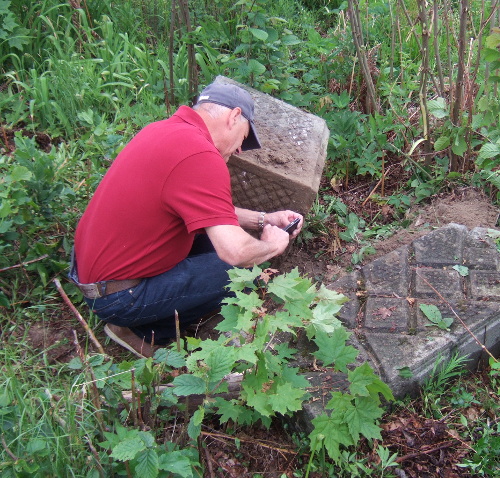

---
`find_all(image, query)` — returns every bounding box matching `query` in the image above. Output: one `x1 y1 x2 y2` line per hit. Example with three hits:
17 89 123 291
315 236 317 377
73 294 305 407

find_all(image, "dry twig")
53 278 105 355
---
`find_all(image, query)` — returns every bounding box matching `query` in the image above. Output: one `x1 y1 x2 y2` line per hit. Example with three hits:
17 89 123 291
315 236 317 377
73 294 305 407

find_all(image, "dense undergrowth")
1 0 499 476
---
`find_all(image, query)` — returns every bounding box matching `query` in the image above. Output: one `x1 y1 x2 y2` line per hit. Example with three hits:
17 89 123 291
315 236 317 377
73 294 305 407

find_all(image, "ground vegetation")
0 0 499 476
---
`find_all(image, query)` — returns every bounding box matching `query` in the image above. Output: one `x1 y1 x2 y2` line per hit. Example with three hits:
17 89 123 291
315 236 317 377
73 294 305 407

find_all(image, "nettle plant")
94 266 393 474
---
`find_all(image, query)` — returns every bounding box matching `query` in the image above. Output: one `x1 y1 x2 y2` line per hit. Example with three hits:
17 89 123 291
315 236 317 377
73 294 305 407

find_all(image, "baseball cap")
197 83 262 151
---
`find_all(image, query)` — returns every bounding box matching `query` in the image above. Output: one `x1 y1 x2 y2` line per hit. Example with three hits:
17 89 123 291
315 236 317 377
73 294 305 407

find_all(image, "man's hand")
264 210 304 238
260 223 290 254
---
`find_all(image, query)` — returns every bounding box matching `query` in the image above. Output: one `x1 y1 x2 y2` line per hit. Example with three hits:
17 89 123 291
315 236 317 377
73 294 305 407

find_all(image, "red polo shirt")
74 106 239 283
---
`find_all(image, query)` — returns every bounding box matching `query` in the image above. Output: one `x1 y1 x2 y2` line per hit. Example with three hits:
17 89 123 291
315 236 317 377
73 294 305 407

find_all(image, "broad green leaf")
243 385 273 417
158 451 194 477
235 342 259 364
10 165 32 182
434 135 450 151
249 28 268 41
282 34 301 45
135 449 159 478
485 32 500 49
111 435 146 461
419 304 441 323
267 309 303 334
348 362 390 399
452 134 467 156
312 329 358 372
398 366 413 378
427 97 448 118
483 47 500 62
153 348 185 368
172 374 206 396
268 272 302 300
325 391 355 412
0 1 12 15
309 412 354 462
344 396 383 442
247 59 266 75
214 398 244 424
187 408 204 439
227 266 260 292
478 142 500 161
205 346 235 383
268 382 305 414
281 366 310 389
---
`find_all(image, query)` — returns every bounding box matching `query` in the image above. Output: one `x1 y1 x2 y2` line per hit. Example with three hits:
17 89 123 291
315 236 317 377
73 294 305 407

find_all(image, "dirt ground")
26 186 499 477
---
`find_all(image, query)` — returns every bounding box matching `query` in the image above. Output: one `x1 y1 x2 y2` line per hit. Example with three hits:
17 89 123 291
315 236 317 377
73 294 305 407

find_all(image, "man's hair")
193 102 247 122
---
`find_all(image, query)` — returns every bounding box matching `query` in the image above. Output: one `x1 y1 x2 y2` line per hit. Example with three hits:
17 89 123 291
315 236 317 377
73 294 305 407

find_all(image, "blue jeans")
83 235 234 344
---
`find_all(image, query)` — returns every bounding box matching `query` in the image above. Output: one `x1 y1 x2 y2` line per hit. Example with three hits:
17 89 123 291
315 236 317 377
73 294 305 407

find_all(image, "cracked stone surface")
212 76 329 216
293 224 500 433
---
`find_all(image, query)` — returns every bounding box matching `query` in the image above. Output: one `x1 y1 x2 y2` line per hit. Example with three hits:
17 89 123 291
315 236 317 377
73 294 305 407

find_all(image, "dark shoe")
104 324 158 358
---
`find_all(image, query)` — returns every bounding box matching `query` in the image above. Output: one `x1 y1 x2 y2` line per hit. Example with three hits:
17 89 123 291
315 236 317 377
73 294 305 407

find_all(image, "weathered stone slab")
413 223 468 266
212 76 329 215
294 224 500 433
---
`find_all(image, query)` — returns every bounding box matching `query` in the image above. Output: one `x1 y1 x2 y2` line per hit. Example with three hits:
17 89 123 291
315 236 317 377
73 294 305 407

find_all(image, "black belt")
76 279 141 299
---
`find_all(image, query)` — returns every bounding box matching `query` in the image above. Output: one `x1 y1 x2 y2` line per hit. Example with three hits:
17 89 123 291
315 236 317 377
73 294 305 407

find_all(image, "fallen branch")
201 430 298 456
0 254 49 273
415 270 497 362
53 278 105 355
395 439 459 463
362 165 394 206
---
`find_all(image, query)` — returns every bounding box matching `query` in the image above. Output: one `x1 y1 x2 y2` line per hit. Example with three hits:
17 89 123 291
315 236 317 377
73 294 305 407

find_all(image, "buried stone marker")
212 76 329 216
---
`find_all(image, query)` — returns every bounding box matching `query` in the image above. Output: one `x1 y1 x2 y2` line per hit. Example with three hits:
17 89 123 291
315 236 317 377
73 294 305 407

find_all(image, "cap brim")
241 120 261 151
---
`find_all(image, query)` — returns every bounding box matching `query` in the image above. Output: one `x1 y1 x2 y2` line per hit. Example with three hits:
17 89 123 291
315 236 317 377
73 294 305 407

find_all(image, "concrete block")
413 223 467 266
212 76 329 215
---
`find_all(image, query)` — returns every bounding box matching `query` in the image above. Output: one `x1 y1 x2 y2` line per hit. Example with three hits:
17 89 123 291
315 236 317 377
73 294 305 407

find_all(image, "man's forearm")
235 207 265 231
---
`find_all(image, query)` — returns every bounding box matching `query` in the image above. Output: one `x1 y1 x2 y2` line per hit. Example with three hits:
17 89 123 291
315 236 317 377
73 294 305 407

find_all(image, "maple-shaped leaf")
268 268 314 303
267 309 304 334
281 366 310 389
268 382 306 414
344 396 383 442
348 362 393 402
235 290 263 314
235 342 259 365
216 303 241 332
325 391 354 412
372 306 394 320
272 342 297 362
309 304 344 336
185 338 224 372
227 265 261 292
312 329 358 372
285 299 314 322
309 412 354 462
315 284 349 308
214 397 244 424
243 385 273 417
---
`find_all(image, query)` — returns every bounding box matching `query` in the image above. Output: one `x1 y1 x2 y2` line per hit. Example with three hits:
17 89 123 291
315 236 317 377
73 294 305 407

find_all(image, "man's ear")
227 107 242 129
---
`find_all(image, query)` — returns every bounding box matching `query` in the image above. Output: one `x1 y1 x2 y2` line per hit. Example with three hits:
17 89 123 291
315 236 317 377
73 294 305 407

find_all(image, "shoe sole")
104 324 147 359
